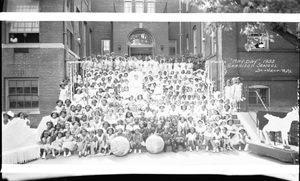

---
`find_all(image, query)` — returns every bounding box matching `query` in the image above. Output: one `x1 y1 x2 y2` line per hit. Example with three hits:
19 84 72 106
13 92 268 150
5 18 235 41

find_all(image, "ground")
2 150 299 181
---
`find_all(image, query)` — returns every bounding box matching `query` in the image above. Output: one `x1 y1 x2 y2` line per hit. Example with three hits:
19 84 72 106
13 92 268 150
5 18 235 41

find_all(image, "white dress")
59 87 68 102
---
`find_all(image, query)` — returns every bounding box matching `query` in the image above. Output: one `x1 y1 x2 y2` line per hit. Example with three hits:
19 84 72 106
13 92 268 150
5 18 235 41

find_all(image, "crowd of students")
38 54 250 159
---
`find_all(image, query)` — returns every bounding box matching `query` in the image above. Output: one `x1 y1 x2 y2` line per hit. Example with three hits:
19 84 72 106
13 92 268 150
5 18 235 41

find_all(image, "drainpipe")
179 0 182 55
63 0 68 79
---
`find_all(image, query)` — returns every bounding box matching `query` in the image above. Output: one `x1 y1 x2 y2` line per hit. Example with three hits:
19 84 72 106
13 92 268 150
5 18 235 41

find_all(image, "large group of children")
38 54 250 159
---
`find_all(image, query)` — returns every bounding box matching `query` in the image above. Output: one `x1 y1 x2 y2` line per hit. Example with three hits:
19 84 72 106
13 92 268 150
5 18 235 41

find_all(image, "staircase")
235 112 261 142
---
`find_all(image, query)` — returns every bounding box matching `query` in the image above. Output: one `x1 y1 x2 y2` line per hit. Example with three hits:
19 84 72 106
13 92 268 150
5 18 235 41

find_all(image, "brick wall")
2 48 65 128
93 22 113 55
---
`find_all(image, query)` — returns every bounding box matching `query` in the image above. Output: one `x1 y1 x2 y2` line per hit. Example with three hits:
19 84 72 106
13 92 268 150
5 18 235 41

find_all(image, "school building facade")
2 0 299 127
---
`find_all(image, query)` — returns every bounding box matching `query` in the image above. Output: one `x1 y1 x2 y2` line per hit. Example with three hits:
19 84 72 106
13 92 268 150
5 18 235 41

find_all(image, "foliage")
182 0 300 50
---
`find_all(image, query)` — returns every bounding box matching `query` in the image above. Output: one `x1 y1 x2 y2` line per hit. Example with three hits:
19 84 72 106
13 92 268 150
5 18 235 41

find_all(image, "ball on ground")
146 135 164 154
111 136 130 157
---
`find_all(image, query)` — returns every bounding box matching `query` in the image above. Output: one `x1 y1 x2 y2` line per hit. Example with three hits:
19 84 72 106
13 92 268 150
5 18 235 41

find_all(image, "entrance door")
129 45 153 57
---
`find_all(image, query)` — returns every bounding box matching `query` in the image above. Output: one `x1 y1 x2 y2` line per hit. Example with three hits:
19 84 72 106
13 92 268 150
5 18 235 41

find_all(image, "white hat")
6 111 14 118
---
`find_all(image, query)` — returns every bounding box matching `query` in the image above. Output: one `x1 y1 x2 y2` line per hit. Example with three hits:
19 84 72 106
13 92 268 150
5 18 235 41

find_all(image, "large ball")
110 136 130 157
146 135 164 154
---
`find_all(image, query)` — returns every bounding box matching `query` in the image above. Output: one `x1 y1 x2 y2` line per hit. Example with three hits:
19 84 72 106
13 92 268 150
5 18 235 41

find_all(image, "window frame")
201 22 205 58
248 85 270 107
135 0 144 13
169 39 177 56
6 0 40 44
101 39 111 55
89 28 92 56
210 31 217 55
124 0 132 13
186 34 189 51
147 0 155 13
193 25 197 54
5 78 40 114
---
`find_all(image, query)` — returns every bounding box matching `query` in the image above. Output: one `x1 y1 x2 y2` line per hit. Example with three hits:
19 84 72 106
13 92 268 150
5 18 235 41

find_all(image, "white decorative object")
146 135 164 154
263 106 299 147
110 137 130 157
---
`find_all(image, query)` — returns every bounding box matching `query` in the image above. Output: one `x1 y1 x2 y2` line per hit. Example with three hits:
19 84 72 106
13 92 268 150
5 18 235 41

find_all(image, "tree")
183 0 300 51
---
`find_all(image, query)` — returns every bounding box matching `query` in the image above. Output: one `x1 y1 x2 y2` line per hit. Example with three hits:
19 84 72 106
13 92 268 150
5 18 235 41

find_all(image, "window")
248 86 270 106
89 29 92 56
247 33 269 50
7 0 39 43
124 0 132 13
136 0 144 13
102 40 111 55
147 0 155 13
193 25 197 54
67 29 74 52
83 22 87 57
186 2 189 12
186 34 189 51
7 79 39 110
169 40 177 56
201 22 205 57
210 31 217 55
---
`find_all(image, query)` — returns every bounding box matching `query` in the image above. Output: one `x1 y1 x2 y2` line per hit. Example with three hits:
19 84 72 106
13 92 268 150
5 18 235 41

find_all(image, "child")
237 127 250 151
203 126 214 152
51 131 64 157
50 111 60 125
40 130 51 159
221 126 231 153
62 131 75 157
75 127 90 157
173 127 187 152
124 125 133 153
95 128 107 155
186 127 198 151
212 127 222 153
132 125 143 154
161 127 173 152
87 128 97 155
106 127 115 155
55 100 65 114
71 122 81 136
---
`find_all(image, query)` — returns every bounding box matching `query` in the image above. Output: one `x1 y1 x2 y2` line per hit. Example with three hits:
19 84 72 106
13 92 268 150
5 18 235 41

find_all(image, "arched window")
248 85 270 106
128 31 153 45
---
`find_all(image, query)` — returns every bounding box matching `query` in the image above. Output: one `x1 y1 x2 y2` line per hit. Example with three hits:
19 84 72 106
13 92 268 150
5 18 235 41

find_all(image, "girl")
124 125 133 152
50 111 60 125
223 104 232 118
186 127 198 151
95 128 107 155
178 117 188 135
92 116 102 130
51 131 64 157
69 104 77 117
17 112 30 127
87 129 97 155
203 126 214 152
226 119 239 149
59 83 69 103
221 126 231 153
40 130 52 159
62 131 75 157
125 111 134 126
71 122 81 136
84 105 94 121
76 127 90 157
212 127 222 153
75 104 84 118
55 100 65 114
132 125 143 154
58 110 68 128
237 127 250 151
104 108 118 126
106 127 115 155
63 122 72 133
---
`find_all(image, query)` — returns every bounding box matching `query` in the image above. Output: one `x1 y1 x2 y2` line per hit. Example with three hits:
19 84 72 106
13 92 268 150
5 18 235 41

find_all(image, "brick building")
2 0 94 127
2 0 299 127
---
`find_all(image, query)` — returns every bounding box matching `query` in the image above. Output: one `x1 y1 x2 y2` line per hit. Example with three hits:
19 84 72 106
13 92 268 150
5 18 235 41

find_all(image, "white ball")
146 135 164 154
111 136 130 157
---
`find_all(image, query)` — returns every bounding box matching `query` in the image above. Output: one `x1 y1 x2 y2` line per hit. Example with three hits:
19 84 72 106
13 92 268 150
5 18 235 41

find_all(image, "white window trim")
5 78 40 114
186 2 189 12
201 22 205 58
186 34 189 51
101 39 111 55
147 0 155 13
135 0 144 13
124 0 132 13
249 85 270 107
210 31 216 55
247 33 270 51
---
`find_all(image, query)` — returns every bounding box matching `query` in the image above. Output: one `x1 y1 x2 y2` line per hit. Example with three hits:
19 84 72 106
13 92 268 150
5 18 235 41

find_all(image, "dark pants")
173 139 186 152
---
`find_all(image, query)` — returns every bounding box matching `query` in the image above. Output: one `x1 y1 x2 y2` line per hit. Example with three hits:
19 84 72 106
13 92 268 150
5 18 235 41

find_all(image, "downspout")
63 0 69 79
179 0 182 55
